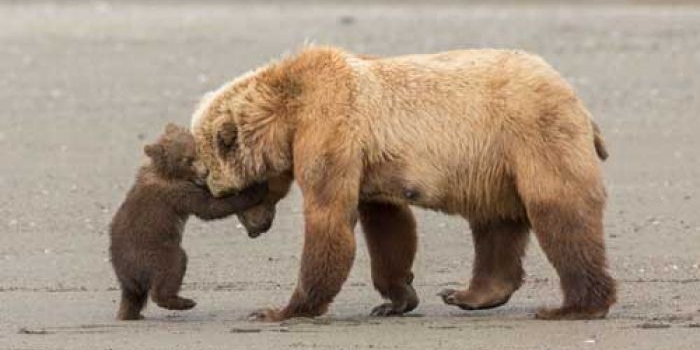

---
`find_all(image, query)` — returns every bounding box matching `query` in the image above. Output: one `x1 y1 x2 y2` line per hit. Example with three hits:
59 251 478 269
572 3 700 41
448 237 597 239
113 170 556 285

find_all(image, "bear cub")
109 123 266 320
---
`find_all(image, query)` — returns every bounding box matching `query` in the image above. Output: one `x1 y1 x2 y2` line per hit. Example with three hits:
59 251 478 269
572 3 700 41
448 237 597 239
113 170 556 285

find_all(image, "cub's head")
144 123 208 185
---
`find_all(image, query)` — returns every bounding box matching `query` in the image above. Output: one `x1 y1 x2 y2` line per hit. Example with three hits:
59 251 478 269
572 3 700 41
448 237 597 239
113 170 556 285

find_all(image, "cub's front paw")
248 308 286 322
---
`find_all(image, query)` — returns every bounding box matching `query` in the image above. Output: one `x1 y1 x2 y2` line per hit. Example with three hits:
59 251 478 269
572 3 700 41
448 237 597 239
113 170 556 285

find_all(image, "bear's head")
144 123 209 185
191 68 298 236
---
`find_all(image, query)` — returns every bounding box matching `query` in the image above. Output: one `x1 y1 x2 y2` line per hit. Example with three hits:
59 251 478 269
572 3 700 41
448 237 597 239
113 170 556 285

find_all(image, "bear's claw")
248 308 285 322
370 303 405 317
438 288 511 311
438 289 459 305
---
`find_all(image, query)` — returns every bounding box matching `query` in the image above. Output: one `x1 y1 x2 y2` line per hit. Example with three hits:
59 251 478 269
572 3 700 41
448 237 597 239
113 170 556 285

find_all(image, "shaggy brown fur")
192 46 616 321
109 123 266 320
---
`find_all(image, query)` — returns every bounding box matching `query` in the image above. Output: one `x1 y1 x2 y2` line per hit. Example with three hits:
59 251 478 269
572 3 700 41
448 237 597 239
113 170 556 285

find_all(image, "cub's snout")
237 204 276 238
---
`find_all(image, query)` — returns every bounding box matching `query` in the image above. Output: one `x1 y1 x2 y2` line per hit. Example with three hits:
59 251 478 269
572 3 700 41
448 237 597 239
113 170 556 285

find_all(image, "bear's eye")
216 128 237 155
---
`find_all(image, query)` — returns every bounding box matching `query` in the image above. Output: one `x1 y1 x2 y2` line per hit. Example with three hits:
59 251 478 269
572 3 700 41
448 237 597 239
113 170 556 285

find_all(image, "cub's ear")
164 123 181 135
217 120 238 149
144 143 165 160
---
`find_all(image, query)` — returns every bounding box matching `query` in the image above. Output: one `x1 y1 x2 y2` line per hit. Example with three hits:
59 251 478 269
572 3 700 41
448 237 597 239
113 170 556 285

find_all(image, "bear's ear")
144 143 165 160
164 123 181 135
217 120 238 149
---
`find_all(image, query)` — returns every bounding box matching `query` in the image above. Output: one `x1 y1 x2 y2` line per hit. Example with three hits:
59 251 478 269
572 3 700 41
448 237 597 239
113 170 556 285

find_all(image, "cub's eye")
182 157 194 165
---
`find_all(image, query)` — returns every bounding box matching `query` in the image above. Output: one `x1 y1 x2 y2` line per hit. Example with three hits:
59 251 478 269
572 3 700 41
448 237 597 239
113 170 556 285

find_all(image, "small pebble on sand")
339 15 356 25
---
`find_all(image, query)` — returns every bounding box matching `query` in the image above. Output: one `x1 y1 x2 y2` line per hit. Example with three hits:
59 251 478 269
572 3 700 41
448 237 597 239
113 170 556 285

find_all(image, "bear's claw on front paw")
248 308 285 322
438 289 459 305
370 303 405 317
438 288 511 311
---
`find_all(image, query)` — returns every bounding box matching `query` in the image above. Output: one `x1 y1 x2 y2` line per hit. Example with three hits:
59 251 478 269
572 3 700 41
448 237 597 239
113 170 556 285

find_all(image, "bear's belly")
359 160 526 221
359 161 430 207
360 165 410 205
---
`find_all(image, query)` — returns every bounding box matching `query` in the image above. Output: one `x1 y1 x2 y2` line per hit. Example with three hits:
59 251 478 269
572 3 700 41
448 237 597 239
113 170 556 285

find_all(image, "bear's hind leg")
117 280 148 320
150 247 196 311
527 201 616 320
359 202 419 317
515 152 616 320
439 219 529 310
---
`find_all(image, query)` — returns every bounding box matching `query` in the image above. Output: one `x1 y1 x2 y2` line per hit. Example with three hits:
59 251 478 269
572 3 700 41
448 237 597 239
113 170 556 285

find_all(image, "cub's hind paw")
156 297 196 311
535 306 609 320
117 313 145 321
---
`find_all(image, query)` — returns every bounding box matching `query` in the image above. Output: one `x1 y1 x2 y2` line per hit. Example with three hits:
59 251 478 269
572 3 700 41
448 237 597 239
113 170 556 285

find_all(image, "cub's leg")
359 202 419 317
440 219 529 310
116 278 148 320
516 153 616 319
150 247 196 311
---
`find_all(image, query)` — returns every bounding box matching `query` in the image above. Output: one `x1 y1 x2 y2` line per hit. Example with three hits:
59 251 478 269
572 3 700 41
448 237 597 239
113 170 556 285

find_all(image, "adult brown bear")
191 46 616 321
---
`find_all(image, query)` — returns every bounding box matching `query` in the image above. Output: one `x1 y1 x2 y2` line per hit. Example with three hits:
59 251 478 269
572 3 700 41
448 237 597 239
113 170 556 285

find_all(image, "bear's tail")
592 121 609 161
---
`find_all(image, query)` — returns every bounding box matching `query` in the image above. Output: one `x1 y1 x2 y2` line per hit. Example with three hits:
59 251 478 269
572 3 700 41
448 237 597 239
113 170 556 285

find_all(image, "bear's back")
350 49 589 220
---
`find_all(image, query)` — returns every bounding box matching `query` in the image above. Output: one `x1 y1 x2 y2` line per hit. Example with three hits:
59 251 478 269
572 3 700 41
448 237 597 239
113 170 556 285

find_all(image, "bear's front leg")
249 151 361 322
249 198 358 321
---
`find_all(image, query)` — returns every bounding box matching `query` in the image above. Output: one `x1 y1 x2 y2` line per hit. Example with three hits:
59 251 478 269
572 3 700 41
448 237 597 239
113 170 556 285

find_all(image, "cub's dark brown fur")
109 123 266 320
